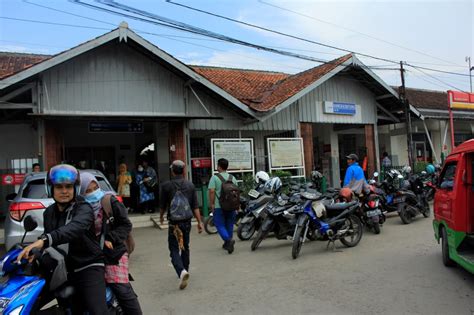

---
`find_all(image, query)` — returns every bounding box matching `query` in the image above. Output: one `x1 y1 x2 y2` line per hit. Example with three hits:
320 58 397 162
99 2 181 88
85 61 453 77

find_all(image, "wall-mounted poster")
211 139 254 173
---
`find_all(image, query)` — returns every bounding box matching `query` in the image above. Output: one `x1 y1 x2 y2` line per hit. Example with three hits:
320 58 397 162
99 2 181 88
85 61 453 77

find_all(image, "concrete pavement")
129 213 474 315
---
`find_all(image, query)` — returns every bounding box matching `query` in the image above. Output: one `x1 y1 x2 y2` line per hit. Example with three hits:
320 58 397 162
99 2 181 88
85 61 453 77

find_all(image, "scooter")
0 216 122 314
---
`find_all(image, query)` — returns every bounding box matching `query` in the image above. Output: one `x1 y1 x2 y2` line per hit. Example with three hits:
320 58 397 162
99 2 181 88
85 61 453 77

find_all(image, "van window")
96 176 112 192
22 179 48 199
439 163 457 190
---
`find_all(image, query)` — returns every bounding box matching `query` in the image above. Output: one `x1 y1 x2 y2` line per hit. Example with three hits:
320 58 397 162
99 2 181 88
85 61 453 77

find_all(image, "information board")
267 138 305 178
211 139 254 173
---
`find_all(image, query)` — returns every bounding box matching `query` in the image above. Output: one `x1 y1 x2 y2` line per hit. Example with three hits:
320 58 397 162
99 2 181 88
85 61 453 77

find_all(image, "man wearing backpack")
208 158 240 254
159 160 203 290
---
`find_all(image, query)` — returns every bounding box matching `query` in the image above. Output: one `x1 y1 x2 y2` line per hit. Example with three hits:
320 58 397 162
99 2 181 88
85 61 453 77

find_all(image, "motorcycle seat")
55 286 75 299
325 201 357 213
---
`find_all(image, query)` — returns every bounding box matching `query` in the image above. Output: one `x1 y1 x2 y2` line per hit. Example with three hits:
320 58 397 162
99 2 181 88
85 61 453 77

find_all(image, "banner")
449 90 474 110
1 174 26 185
268 138 304 168
212 139 253 171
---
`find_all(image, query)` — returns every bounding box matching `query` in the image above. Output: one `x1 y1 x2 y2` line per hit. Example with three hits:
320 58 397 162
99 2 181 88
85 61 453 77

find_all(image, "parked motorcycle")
396 173 430 224
291 193 363 259
0 216 122 314
237 189 274 240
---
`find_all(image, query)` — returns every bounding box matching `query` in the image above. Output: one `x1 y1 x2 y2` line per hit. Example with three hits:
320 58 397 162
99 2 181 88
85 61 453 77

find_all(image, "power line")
257 0 464 68
407 64 466 91
0 16 111 31
166 0 470 78
165 0 399 65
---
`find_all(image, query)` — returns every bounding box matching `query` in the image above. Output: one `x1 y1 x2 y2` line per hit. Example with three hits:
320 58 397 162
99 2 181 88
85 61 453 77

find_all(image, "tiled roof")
191 66 289 109
0 52 51 80
404 87 448 110
193 54 352 111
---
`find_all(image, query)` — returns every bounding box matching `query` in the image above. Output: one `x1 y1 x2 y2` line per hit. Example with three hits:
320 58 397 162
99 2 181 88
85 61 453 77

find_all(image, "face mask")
85 188 105 204
138 166 144 172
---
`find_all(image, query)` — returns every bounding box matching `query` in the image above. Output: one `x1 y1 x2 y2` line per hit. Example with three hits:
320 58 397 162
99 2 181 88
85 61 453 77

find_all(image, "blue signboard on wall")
324 101 356 115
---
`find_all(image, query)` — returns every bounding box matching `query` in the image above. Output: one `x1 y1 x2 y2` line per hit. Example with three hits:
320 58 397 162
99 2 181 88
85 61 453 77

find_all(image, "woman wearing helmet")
18 164 108 314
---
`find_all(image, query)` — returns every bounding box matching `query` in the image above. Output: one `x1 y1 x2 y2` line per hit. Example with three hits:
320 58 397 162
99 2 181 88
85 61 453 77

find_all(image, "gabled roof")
404 87 447 110
0 25 259 119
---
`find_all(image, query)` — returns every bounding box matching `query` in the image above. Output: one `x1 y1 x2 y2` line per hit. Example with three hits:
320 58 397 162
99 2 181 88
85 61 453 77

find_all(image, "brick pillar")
365 124 376 178
300 123 314 179
168 121 186 165
44 121 63 170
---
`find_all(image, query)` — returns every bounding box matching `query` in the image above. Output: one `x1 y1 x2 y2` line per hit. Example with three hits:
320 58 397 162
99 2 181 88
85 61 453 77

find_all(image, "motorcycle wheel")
237 221 256 241
292 225 305 259
398 204 413 224
204 216 218 234
426 188 435 202
373 222 381 234
441 227 455 267
251 227 270 251
339 215 363 247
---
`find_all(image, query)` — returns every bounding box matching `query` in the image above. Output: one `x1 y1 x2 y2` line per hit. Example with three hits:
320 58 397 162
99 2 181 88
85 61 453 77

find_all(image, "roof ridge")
0 51 52 57
190 64 289 75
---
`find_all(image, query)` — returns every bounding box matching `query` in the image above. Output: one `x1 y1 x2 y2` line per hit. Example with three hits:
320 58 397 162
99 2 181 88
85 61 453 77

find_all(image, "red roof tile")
0 52 51 80
191 66 289 107
193 54 352 112
404 87 448 110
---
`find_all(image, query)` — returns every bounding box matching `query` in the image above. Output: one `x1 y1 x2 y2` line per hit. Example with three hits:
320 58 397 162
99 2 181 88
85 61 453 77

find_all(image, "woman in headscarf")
117 163 133 212
80 172 143 315
135 163 155 214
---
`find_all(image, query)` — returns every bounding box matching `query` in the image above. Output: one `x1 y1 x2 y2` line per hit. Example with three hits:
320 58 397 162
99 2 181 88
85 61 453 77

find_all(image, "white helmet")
264 177 283 194
255 171 270 184
402 165 412 174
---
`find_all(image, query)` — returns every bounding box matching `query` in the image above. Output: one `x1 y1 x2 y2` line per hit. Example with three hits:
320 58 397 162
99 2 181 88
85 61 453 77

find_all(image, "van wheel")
441 227 455 267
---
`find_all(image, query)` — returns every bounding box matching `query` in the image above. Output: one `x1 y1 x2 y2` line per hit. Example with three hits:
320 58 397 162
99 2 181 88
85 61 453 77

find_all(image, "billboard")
448 91 474 110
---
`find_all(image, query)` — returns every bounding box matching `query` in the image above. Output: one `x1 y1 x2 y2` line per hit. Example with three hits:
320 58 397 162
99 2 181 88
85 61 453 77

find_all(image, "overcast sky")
0 0 472 92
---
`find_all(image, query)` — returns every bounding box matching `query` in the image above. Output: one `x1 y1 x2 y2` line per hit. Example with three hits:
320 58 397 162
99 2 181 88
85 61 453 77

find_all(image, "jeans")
109 283 143 315
168 221 191 277
70 266 107 315
213 208 236 242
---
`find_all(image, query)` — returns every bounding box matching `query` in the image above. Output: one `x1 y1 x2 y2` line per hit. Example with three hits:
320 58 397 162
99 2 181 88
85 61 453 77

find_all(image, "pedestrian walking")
159 160 203 290
208 158 240 254
80 172 143 315
382 152 392 168
117 163 133 212
136 163 155 214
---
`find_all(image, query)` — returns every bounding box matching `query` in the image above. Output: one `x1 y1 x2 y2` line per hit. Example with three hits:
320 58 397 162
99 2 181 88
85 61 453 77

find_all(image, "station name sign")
324 101 356 115
89 122 144 133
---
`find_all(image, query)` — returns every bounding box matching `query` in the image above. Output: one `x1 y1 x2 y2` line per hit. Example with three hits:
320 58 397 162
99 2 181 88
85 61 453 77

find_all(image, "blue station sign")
324 101 356 115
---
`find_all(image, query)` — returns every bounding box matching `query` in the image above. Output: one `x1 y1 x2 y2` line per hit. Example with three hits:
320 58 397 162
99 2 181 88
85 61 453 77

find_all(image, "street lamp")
467 56 473 92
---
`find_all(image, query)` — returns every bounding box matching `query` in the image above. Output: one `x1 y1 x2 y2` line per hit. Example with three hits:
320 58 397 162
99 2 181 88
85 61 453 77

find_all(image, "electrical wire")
257 0 465 68
407 64 466 91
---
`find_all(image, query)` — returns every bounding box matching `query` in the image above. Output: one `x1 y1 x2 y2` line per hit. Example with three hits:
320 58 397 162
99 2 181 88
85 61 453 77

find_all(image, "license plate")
248 189 260 198
366 210 381 217
393 197 405 203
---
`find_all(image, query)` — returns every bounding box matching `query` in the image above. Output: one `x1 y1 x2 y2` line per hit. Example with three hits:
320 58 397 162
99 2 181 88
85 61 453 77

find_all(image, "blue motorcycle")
291 192 363 259
0 216 122 314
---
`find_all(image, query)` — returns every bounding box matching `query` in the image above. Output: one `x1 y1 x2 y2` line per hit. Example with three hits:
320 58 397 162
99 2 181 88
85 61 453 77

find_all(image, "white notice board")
211 138 254 174
267 138 305 178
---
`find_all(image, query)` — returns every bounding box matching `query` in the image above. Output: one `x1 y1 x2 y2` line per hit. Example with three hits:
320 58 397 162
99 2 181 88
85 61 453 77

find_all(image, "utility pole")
466 56 473 93
400 61 414 169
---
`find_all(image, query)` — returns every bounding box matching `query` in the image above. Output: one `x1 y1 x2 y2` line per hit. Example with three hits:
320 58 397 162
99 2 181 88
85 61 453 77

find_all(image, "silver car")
4 169 117 251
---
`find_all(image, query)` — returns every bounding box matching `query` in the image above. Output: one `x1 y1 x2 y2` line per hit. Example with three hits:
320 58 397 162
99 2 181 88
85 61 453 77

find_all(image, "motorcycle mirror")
23 216 38 232
373 172 379 178
397 175 404 179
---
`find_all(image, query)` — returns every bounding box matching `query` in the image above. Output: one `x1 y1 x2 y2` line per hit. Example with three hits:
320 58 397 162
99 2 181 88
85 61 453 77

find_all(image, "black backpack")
217 174 240 212
168 181 194 222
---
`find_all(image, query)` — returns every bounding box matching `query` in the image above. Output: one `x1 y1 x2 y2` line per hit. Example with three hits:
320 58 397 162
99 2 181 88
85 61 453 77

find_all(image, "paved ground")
129 212 474 315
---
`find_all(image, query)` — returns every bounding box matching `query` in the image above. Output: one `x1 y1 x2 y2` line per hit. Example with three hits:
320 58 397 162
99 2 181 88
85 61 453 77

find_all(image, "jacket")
43 198 104 272
102 195 133 264
343 162 366 187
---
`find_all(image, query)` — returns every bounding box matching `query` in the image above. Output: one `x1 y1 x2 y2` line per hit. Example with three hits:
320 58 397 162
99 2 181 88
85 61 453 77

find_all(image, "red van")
433 139 474 273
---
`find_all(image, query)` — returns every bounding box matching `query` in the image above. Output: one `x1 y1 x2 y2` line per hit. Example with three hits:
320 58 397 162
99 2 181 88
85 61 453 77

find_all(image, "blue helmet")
425 164 435 175
46 164 81 198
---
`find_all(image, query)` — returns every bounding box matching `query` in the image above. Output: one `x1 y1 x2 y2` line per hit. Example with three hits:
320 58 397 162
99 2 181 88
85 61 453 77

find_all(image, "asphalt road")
128 212 474 315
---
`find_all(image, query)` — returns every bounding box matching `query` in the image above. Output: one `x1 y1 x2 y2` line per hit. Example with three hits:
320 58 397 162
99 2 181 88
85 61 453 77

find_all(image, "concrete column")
155 122 170 182
329 126 340 188
365 124 376 177
168 121 187 177
300 123 314 179
44 121 63 169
